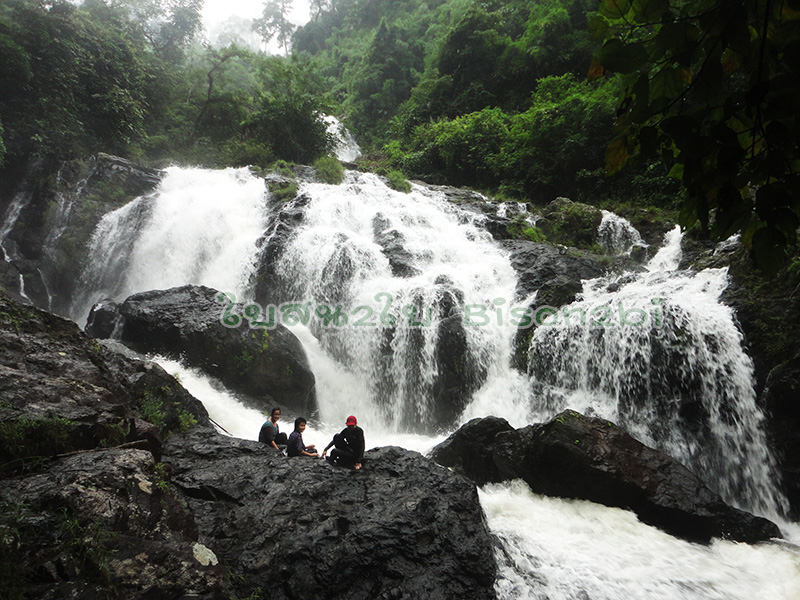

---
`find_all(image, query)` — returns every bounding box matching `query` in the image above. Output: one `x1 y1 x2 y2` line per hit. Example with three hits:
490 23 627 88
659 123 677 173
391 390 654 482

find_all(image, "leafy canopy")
590 0 800 272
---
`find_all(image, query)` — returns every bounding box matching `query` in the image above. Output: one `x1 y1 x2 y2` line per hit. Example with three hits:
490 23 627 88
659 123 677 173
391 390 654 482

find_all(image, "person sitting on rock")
259 407 288 452
322 415 365 469
287 417 319 458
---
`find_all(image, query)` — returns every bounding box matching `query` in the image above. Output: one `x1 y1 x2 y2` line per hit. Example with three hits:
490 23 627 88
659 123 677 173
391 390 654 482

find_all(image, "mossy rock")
536 197 603 250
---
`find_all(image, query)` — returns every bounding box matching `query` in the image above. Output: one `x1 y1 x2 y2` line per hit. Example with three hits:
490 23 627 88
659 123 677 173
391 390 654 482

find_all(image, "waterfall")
324 116 362 163
272 172 518 431
71 166 269 322
526 225 788 518
597 209 645 255
70 166 799 599
0 191 31 263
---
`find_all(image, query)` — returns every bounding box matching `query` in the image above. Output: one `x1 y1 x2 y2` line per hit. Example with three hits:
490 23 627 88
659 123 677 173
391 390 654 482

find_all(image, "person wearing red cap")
322 415 365 469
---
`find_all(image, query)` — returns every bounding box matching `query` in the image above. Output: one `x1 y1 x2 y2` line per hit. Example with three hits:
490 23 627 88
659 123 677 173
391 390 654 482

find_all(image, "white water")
274 171 519 431
324 116 362 163
73 167 800 598
597 209 645 255
483 481 800 600
72 166 269 322
527 225 788 518
0 191 30 262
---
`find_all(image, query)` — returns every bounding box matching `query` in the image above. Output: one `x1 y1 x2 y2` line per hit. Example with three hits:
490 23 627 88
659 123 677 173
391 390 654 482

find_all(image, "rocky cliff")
0 293 498 600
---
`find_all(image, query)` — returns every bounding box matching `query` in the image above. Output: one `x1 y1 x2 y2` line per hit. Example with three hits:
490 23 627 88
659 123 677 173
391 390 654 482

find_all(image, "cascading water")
272 172 519 431
597 209 645 254
69 166 799 599
526 225 788 519
71 166 269 322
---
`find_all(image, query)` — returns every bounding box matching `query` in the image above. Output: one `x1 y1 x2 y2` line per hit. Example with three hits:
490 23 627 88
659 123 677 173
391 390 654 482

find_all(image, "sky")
201 0 312 52
202 0 311 29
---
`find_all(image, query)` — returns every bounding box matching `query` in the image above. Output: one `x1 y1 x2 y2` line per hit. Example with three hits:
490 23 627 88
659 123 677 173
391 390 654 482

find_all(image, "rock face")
164 430 498 600
535 197 603 249
429 416 514 486
0 293 211 477
0 154 163 316
86 285 317 416
501 240 607 301
1 292 499 600
500 240 608 371
432 412 781 544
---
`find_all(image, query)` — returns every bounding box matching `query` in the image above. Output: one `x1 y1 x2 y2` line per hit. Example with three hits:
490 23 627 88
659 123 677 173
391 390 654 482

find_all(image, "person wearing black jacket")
322 415 365 469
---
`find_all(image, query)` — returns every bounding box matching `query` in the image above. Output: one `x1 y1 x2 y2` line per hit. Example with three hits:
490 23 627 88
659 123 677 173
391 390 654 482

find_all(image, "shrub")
313 156 345 184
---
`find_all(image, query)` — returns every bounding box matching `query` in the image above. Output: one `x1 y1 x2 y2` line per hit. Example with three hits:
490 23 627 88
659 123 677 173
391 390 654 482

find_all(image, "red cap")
346 415 357 426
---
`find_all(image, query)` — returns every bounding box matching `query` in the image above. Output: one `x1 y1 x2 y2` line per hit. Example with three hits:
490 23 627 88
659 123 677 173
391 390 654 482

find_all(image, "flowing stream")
73 166 800 599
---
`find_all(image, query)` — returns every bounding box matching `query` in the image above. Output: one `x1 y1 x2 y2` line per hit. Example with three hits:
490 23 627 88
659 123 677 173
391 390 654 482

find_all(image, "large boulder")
163 429 498 600
0 293 210 477
2 292 497 599
535 197 603 249
0 448 226 600
429 416 514 486
501 240 607 301
432 412 781 544
86 285 317 415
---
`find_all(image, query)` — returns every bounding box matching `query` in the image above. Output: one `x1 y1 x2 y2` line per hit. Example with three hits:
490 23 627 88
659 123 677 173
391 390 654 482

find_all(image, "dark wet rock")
714 245 800 517
0 154 163 316
500 240 606 301
163 430 498 600
0 293 210 476
253 192 313 306
373 227 420 277
0 448 226 600
2 292 498 600
500 241 607 372
490 410 782 544
429 416 514 486
431 314 487 428
86 285 317 416
761 355 800 520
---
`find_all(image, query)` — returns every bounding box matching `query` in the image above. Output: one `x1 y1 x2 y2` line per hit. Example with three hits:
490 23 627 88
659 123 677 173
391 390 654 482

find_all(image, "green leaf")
605 135 630 175
599 0 633 20
710 184 752 240
751 226 787 275
596 39 648 74
650 66 684 105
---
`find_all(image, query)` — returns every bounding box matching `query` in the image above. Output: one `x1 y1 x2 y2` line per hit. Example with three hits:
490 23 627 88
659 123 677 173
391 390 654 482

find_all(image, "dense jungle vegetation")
0 0 798 271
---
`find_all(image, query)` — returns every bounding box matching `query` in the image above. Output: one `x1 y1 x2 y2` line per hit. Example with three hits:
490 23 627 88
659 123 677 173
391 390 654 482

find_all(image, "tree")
590 0 800 272
309 0 333 20
253 0 295 55
243 58 335 163
107 0 203 60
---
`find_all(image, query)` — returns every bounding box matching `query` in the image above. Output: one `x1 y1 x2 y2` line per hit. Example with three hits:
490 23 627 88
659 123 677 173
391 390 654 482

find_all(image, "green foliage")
244 59 335 164
0 502 30 599
58 508 115 590
0 417 73 475
314 155 345 184
385 170 411 193
139 393 166 430
390 75 620 200
177 410 198 432
253 0 296 55
591 0 800 273
153 462 171 493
